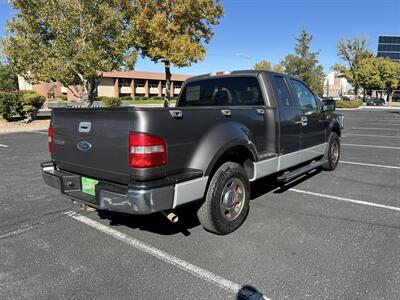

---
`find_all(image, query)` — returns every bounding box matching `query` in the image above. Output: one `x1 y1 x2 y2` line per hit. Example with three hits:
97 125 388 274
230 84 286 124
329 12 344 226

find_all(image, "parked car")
41 70 343 234
366 98 385 106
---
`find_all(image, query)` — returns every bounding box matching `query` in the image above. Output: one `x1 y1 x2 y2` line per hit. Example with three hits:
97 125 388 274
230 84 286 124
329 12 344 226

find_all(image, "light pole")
234 53 253 69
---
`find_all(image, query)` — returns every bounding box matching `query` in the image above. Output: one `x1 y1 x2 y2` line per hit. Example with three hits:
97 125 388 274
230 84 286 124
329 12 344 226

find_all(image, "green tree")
130 0 224 106
3 0 137 106
254 60 273 71
280 30 325 96
376 57 399 106
356 56 400 106
334 36 373 97
0 63 18 91
253 60 284 72
356 57 381 98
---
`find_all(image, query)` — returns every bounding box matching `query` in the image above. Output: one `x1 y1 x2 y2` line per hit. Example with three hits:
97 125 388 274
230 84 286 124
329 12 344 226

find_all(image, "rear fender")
187 121 258 176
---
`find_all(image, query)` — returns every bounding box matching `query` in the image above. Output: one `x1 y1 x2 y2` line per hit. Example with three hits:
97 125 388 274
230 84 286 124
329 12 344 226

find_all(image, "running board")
277 159 328 182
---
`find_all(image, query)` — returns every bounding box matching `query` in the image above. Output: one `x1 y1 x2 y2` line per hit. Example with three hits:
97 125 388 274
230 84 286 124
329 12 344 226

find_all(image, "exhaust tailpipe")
161 211 179 223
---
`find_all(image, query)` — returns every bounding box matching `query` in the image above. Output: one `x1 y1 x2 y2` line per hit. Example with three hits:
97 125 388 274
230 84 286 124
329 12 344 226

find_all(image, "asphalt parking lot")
1 108 399 299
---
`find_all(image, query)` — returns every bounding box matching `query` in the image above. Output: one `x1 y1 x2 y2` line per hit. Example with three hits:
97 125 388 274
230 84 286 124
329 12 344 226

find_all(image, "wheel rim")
331 140 339 164
220 178 246 221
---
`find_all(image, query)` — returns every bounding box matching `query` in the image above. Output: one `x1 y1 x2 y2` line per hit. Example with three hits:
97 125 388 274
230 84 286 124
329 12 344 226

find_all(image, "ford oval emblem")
77 141 92 151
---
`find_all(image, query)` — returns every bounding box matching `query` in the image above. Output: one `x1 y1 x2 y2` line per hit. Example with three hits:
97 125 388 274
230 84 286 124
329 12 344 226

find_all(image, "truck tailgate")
52 108 130 185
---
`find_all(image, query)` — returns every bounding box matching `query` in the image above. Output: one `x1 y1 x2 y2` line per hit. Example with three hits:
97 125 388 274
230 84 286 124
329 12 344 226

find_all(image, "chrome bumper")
41 162 174 215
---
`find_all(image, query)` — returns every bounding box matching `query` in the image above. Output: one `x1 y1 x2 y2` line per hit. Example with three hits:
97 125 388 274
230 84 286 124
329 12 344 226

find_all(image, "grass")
336 100 362 108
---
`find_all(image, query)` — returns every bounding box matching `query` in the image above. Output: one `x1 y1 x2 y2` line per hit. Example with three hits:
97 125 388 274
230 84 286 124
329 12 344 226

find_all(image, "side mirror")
322 99 336 112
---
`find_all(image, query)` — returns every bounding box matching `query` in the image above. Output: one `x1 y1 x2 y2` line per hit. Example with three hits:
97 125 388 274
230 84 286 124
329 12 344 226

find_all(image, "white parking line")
351 127 400 131
66 211 269 300
0 144 9 148
342 143 400 150
342 133 400 139
340 160 400 170
289 189 400 213
370 123 400 126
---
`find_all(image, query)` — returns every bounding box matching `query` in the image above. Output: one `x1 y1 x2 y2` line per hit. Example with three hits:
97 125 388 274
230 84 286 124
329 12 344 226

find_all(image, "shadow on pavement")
97 169 321 236
97 201 201 237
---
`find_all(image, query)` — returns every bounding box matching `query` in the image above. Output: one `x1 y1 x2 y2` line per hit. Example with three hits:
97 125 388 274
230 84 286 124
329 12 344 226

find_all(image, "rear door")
270 75 302 169
289 79 326 162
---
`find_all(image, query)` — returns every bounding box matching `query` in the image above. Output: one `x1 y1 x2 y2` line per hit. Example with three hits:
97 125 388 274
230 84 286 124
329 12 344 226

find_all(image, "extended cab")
42 71 343 234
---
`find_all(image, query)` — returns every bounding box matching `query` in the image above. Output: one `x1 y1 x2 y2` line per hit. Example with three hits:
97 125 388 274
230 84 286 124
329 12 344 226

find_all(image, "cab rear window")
178 77 264 106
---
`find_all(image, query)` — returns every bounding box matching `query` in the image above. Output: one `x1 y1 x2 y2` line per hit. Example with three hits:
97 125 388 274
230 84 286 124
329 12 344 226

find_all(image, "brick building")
18 70 191 101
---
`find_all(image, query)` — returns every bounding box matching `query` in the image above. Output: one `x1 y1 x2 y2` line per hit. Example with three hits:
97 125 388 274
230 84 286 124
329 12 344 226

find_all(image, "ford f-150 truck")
42 70 343 234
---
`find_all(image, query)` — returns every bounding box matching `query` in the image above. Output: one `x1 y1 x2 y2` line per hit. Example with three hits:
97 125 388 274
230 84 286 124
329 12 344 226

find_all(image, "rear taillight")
48 126 54 155
128 132 167 168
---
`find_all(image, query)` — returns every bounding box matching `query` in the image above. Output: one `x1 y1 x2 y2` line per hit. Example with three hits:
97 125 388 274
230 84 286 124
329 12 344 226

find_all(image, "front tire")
197 162 250 235
322 132 340 171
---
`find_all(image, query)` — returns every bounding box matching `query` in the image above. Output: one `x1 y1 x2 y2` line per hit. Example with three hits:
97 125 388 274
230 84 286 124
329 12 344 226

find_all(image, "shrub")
0 91 24 120
60 94 68 101
336 100 362 108
102 97 122 107
151 96 163 100
135 96 149 100
21 92 46 121
119 96 133 100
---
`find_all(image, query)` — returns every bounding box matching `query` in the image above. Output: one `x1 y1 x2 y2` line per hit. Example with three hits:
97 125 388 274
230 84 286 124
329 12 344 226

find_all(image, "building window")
118 78 131 87
148 80 159 88
136 79 145 87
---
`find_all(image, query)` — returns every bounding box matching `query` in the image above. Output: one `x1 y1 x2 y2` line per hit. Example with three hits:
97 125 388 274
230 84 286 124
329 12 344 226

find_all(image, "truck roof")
186 70 289 82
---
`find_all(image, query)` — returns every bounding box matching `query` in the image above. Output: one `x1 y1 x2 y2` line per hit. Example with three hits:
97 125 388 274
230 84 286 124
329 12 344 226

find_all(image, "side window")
179 77 263 106
273 76 293 108
290 79 318 113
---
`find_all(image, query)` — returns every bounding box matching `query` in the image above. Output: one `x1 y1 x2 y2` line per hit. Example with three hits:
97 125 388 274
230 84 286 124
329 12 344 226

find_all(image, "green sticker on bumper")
81 177 98 196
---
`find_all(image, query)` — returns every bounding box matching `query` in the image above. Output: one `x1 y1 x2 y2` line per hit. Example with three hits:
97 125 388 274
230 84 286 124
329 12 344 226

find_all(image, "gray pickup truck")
42 70 343 234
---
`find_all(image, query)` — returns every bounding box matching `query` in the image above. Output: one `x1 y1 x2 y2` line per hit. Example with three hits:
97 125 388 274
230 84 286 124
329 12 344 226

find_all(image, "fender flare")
187 121 259 176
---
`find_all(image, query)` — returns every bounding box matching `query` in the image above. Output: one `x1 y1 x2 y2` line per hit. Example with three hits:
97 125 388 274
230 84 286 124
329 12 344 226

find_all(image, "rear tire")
197 162 250 235
322 132 340 171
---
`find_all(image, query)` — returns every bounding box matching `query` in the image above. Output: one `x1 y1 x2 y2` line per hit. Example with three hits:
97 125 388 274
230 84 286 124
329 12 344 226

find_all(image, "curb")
0 127 48 135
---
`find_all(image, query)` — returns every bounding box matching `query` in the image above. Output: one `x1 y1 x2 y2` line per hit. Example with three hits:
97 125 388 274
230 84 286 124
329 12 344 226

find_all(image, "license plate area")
81 177 99 196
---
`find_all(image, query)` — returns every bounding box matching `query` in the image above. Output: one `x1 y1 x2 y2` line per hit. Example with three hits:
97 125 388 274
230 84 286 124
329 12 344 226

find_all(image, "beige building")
18 70 191 101
323 72 352 98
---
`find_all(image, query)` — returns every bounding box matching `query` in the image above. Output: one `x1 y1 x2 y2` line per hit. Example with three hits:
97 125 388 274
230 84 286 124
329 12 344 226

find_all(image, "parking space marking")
351 127 400 131
289 189 400 213
342 143 400 150
66 211 269 300
340 160 400 170
370 123 400 126
0 144 9 148
342 134 400 139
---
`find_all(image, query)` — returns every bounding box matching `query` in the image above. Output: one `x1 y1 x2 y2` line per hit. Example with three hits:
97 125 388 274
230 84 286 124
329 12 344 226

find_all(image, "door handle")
169 110 183 119
295 116 308 126
221 109 231 117
256 108 265 115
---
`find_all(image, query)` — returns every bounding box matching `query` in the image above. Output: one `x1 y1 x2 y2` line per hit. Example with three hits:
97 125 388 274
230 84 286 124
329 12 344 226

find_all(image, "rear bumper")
41 161 174 215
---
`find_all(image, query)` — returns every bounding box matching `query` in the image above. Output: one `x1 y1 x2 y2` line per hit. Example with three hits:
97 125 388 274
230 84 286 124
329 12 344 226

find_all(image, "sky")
1 0 399 75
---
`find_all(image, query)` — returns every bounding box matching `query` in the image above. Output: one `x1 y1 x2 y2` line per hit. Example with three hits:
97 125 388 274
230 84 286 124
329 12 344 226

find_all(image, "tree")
253 60 284 72
0 63 18 91
3 0 137 106
334 36 373 97
375 57 399 106
356 56 400 106
254 60 272 71
356 57 381 98
130 0 224 106
280 30 325 96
